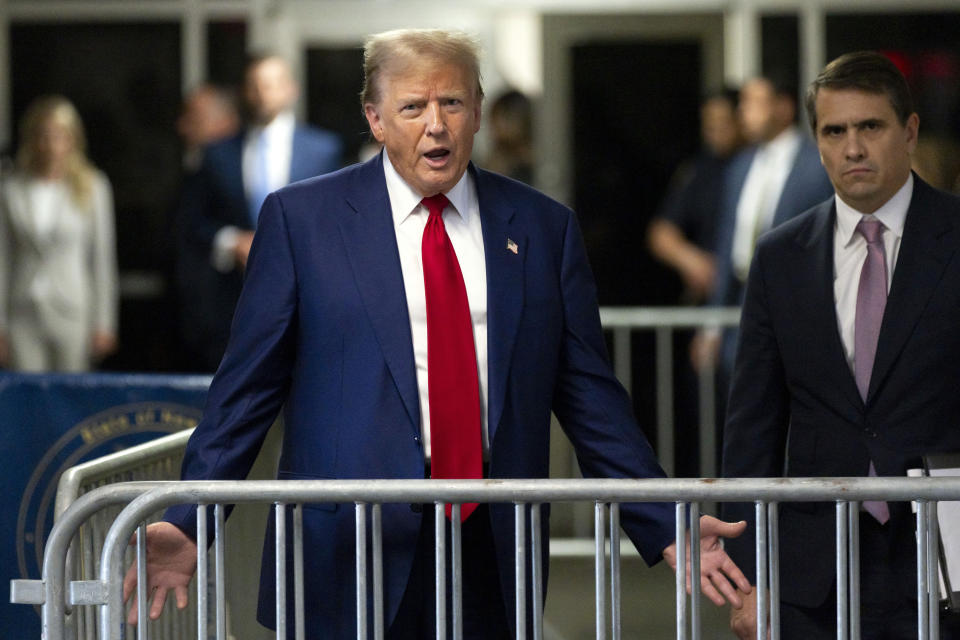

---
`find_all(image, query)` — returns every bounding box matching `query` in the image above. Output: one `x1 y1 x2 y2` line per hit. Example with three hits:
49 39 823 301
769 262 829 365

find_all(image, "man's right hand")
690 330 722 373
677 248 716 302
730 586 769 640
122 521 198 625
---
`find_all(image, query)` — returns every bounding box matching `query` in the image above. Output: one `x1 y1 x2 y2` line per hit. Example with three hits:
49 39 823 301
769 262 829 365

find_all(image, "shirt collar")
246 110 296 142
836 172 912 247
382 147 474 226
759 125 802 162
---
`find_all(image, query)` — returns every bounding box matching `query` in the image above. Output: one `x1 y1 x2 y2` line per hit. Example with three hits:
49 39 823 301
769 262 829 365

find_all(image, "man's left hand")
661 515 750 607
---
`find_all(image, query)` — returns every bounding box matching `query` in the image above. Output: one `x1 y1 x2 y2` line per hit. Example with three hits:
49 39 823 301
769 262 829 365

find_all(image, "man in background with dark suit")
178 53 342 370
127 29 750 639
724 51 960 639
172 83 239 370
692 74 833 377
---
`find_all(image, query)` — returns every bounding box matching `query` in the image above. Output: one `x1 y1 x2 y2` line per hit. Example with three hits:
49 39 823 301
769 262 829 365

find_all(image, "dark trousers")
780 513 960 639
781 598 960 639
387 504 511 639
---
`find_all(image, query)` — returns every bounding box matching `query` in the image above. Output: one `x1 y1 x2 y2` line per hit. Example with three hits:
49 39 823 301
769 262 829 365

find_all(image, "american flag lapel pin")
506 238 519 254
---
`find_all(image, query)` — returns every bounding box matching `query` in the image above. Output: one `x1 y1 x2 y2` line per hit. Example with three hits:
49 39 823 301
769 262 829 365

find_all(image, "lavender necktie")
854 218 890 524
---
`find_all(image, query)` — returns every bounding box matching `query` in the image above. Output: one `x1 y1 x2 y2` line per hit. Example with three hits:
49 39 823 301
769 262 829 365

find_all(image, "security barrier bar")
599 306 741 477
13 476 960 640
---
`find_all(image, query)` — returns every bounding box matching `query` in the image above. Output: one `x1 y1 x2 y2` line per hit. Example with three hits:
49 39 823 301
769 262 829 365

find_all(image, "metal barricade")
54 431 197 640
46 306 739 548
599 306 740 478
47 424 283 640
552 306 739 540
12 477 959 640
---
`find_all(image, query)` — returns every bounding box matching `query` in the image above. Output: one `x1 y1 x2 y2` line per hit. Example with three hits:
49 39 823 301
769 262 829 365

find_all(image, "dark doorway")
571 40 702 307
305 46 369 166
761 14 800 90
207 20 248 88
571 40 703 452
10 21 184 371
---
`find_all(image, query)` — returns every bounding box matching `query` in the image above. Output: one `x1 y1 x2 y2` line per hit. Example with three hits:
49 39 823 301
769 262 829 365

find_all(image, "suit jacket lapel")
4 179 34 246
795 201 865 413
289 127 313 183
474 167 526 442
869 177 956 401
6 177 55 254
773 139 812 227
218 134 247 226
338 155 421 432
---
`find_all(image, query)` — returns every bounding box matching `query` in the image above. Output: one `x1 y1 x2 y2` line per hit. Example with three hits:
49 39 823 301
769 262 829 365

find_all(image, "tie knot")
856 218 885 244
421 194 450 219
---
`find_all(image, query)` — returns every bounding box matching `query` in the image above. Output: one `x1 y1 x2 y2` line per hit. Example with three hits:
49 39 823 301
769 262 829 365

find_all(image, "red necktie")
421 193 483 521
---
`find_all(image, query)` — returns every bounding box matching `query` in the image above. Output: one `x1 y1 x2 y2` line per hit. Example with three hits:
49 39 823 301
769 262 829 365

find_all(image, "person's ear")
364 104 385 142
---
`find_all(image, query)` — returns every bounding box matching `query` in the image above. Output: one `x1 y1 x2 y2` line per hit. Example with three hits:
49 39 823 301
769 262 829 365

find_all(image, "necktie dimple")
421 193 482 521
854 218 890 524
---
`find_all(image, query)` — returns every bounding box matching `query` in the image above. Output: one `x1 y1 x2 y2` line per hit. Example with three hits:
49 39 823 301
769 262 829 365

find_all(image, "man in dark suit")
723 51 960 639
127 29 749 638
177 53 342 370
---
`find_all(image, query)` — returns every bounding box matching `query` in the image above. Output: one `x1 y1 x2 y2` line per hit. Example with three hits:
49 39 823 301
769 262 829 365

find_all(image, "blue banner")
1 372 210 639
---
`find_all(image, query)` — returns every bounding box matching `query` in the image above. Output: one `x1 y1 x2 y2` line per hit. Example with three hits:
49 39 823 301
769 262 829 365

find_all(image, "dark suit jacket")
176 124 342 369
722 175 960 607
710 134 834 370
165 154 674 636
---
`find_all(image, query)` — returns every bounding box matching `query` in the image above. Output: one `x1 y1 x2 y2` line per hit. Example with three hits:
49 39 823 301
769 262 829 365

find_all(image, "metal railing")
12 476 959 640
599 306 740 478
17 306 740 638
52 430 197 640
46 424 283 640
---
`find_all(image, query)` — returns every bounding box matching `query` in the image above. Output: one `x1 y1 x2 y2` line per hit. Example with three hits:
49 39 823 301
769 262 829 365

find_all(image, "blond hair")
361 29 484 110
17 95 97 208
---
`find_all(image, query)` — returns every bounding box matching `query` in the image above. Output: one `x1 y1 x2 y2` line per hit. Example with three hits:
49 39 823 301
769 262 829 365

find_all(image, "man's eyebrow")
821 117 886 130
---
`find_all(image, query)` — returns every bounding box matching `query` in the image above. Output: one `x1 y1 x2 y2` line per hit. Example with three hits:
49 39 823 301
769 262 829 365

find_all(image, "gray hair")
361 29 484 109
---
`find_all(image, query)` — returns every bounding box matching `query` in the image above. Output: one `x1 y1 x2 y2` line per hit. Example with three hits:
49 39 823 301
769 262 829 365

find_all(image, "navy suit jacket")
721 175 960 607
710 134 833 370
176 124 342 369
166 154 673 636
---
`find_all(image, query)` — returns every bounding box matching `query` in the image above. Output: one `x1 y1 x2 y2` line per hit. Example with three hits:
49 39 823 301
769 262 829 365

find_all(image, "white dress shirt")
27 179 62 240
212 111 296 272
24 179 67 302
833 173 912 373
731 126 804 280
242 110 295 204
382 149 490 461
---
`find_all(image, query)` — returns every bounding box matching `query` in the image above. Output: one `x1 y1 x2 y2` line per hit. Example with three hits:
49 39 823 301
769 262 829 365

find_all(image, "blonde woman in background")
0 95 118 371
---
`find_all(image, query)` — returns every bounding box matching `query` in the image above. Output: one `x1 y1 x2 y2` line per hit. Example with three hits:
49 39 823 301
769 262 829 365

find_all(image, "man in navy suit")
177 53 342 370
723 51 960 639
692 74 833 377
128 30 748 638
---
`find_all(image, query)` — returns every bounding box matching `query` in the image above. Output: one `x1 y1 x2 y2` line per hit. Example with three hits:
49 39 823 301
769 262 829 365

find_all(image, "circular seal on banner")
16 402 202 581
